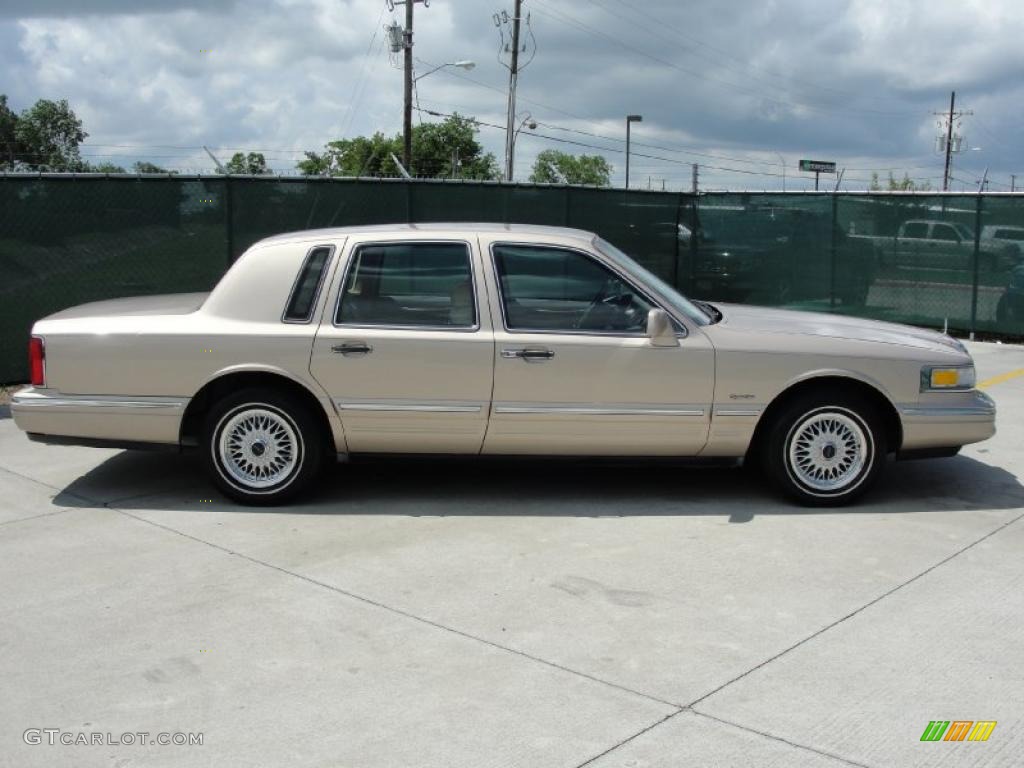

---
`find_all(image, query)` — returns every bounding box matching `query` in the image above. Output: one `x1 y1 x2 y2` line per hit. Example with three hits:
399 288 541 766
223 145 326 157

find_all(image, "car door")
929 222 964 270
479 238 715 455
897 222 928 269
309 237 494 453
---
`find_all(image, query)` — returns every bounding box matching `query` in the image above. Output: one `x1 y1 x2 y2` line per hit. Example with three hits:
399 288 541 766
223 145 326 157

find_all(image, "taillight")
29 336 45 387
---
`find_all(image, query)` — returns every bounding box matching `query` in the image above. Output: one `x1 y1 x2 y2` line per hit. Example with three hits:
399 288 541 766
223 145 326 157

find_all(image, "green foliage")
870 171 931 192
133 161 170 174
529 150 612 186
13 98 88 171
222 151 270 175
412 114 500 180
83 161 126 173
0 95 17 169
298 115 500 180
298 132 402 177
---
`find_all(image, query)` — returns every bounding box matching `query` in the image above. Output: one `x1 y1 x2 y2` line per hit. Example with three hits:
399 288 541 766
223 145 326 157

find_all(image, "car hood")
42 292 210 321
712 303 967 354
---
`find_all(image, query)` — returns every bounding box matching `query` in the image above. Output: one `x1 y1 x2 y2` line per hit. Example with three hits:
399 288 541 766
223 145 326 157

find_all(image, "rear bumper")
898 389 996 452
11 388 186 447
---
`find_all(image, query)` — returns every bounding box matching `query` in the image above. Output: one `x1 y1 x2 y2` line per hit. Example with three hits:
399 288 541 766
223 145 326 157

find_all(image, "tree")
83 161 126 173
529 150 612 186
869 171 931 192
0 94 18 169
412 114 500 180
222 151 270 175
298 132 402 177
133 161 170 174
14 98 87 171
298 115 500 180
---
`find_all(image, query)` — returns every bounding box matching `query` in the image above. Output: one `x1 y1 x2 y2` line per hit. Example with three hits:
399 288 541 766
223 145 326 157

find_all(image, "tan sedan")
12 224 995 505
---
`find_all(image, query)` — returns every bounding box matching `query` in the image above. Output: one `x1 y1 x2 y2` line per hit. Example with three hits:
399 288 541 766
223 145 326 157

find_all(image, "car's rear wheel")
762 392 886 506
202 388 324 505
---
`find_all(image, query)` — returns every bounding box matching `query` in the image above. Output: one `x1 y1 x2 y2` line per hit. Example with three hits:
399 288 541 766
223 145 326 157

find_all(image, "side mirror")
646 308 678 347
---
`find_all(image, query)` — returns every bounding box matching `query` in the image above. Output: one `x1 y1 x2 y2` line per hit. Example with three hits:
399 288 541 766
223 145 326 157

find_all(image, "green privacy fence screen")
2 174 1023 382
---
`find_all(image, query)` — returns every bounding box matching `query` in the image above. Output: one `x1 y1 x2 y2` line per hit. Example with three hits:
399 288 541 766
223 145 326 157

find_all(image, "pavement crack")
108 505 683 711
0 506 77 527
688 509 1024 708
0 464 105 507
691 710 873 768
572 709 685 768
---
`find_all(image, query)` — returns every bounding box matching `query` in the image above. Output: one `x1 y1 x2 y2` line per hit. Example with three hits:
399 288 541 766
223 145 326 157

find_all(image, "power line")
340 6 387 138
416 106 793 180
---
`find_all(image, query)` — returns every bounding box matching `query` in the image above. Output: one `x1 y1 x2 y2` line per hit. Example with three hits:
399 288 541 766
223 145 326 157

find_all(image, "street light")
625 114 642 189
413 59 475 83
508 113 537 181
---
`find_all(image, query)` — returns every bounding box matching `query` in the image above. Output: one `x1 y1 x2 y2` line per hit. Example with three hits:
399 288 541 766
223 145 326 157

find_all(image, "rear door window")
336 242 476 328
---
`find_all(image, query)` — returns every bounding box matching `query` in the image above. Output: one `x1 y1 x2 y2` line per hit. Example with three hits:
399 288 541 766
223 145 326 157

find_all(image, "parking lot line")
978 368 1024 389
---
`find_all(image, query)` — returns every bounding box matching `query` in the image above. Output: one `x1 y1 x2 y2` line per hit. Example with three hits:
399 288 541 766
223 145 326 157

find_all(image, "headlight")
920 364 976 392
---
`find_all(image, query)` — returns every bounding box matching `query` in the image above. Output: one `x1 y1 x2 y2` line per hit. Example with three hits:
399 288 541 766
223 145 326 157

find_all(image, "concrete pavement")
1 340 1022 767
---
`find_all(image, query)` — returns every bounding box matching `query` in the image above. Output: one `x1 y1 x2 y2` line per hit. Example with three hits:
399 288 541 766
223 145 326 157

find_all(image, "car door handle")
501 347 555 362
331 342 373 356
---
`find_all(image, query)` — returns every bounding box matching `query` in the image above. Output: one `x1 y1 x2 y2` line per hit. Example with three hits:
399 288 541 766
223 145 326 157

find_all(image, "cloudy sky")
2 0 1022 190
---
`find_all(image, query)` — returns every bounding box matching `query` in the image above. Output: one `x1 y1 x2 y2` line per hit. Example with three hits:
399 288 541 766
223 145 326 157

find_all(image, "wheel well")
179 371 334 451
745 376 902 463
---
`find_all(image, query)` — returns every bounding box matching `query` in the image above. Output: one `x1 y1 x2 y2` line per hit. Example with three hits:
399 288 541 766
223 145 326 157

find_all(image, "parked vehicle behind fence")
853 219 1018 273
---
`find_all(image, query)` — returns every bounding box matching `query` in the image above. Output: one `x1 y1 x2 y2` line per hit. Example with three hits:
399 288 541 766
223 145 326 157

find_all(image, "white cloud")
2 0 1021 188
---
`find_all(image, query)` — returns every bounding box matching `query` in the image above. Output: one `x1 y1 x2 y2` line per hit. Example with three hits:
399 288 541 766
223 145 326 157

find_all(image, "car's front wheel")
202 388 324 505
762 392 886 506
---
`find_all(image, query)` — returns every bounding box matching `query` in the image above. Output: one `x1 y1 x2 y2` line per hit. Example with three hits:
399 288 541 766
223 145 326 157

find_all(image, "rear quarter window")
283 245 333 322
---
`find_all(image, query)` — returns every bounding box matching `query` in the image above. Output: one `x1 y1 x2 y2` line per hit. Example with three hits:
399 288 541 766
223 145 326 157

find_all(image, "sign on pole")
798 159 836 173
798 159 836 190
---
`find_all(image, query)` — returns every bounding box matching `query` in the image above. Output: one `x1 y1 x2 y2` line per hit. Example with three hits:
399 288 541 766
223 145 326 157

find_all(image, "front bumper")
11 388 187 447
898 389 996 452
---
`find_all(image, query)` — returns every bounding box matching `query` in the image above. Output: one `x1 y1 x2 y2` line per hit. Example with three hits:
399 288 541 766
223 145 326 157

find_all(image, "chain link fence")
2 175 1023 382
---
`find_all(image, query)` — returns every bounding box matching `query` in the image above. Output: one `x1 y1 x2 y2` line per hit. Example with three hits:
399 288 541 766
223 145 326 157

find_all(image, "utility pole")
1012 174 1017 193
935 91 971 192
941 91 955 192
504 0 523 181
403 0 415 172
691 163 699 193
624 114 642 189
390 0 428 173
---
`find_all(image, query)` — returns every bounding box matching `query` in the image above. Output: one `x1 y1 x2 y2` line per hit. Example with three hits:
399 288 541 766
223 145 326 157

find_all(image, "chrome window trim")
281 244 336 324
332 239 482 333
487 240 688 339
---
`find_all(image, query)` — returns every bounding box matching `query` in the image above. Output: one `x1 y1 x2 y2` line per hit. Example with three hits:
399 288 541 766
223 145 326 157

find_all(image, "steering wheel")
576 279 639 331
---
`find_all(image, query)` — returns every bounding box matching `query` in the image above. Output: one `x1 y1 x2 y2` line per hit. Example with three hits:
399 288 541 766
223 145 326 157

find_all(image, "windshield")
953 223 975 240
593 237 711 326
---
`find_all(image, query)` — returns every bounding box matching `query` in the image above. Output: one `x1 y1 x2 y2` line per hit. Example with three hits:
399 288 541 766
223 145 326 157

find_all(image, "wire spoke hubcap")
788 411 868 492
218 408 299 490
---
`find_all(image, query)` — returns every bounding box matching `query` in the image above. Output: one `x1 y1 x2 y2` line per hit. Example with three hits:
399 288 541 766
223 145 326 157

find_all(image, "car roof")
254 222 597 247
